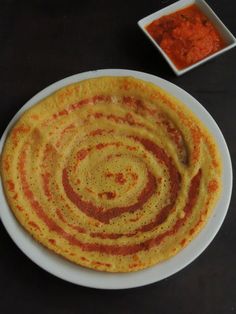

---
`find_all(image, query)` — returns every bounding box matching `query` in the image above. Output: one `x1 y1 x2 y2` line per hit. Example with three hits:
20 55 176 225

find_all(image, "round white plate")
0 69 232 289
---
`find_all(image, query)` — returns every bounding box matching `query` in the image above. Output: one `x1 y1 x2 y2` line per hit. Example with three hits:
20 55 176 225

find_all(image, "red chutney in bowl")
146 4 225 70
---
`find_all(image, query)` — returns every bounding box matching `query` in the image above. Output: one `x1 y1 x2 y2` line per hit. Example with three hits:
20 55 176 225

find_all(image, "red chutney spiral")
1 76 221 272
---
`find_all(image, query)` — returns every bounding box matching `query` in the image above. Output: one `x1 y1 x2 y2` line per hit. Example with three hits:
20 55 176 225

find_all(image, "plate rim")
0 69 232 289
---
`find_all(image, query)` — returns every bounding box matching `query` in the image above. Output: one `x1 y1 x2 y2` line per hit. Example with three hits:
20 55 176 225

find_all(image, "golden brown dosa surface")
1 77 221 272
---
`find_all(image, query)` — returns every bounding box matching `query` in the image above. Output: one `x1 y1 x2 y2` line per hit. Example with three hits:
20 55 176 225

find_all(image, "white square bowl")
138 0 236 75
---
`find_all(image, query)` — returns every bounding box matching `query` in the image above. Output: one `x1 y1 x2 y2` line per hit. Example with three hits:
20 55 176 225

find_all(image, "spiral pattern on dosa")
1 77 221 272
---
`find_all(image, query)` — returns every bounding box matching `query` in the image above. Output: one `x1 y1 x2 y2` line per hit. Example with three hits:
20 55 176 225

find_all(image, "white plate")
0 69 232 289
